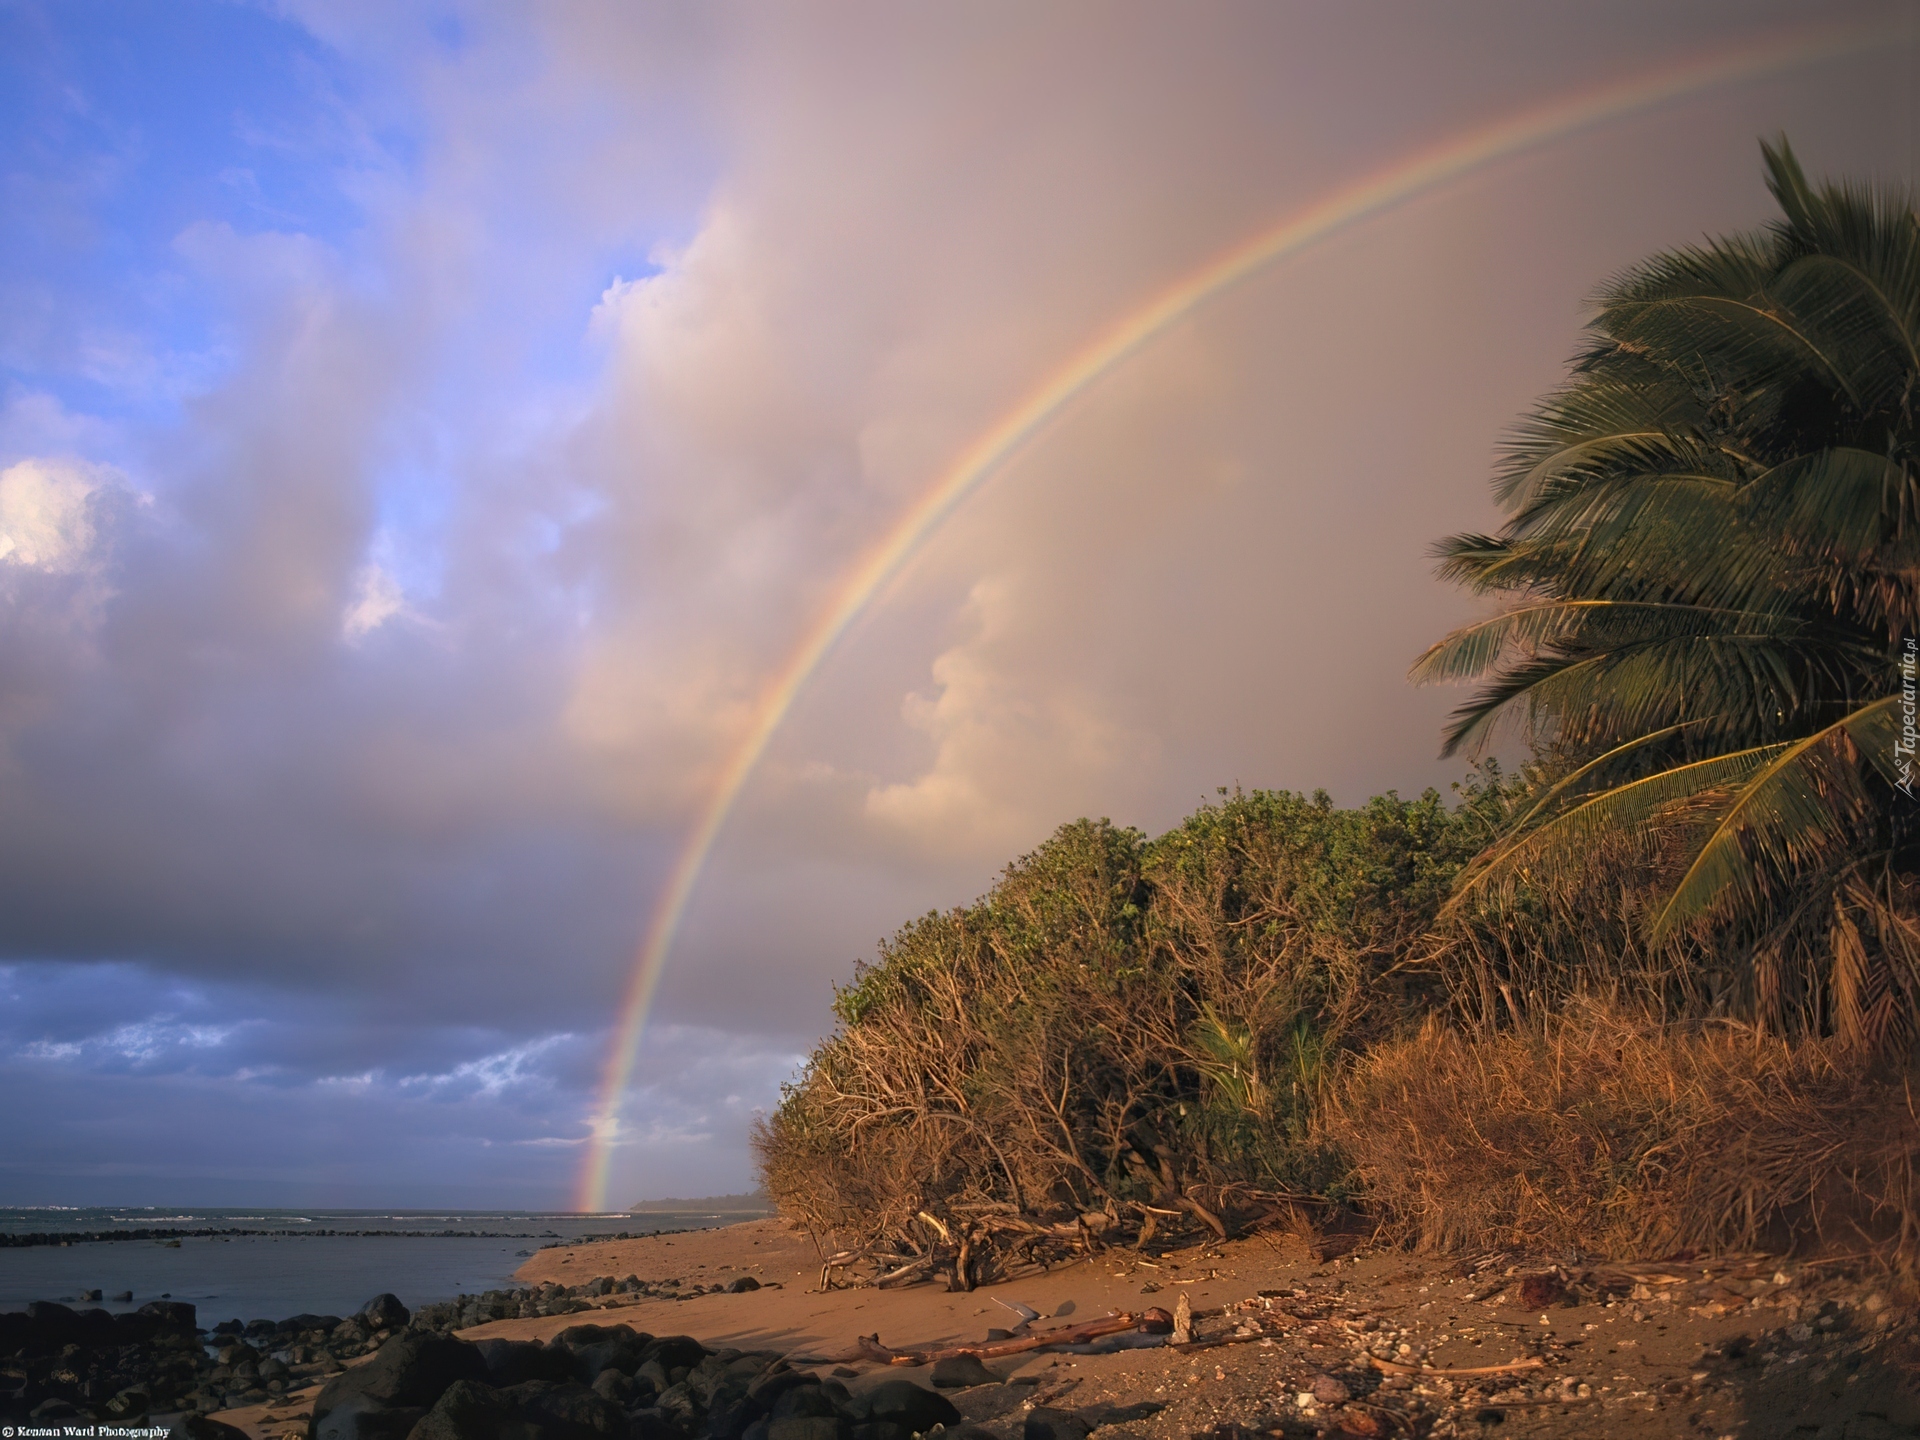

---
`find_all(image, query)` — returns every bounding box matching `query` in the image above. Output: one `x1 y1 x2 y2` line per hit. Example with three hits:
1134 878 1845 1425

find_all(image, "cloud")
341 563 406 638
0 458 106 573
865 575 1156 857
0 0 1908 1203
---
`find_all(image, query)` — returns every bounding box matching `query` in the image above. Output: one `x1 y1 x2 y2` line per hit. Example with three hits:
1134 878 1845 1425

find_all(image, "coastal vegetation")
755 142 1920 1280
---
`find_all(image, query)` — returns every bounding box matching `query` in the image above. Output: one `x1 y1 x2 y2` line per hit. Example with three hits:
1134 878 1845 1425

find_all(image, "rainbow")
574 14 1897 1210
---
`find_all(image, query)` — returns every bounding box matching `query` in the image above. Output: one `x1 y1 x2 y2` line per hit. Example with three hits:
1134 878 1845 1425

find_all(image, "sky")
0 0 1913 1209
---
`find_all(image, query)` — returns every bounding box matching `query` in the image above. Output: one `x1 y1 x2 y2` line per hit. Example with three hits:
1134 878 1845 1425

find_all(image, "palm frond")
1651 696 1900 938
1441 744 1785 915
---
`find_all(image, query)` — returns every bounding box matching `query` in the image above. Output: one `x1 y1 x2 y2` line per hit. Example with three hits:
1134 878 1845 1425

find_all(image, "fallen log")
1366 1355 1545 1379
839 1308 1175 1366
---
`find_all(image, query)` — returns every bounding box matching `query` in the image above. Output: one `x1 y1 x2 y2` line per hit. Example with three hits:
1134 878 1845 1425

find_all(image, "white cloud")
0 458 106 574
342 562 406 638
398 1033 574 1098
865 575 1154 856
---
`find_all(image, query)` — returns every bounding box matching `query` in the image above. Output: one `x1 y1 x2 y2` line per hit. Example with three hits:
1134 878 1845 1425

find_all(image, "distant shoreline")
625 1193 771 1214
0 1227 554 1248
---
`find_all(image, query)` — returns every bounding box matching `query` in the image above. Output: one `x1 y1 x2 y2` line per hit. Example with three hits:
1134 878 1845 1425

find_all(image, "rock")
311 1331 489 1440
1023 1408 1090 1440
138 1300 199 1332
167 1416 250 1440
590 1369 636 1405
554 1323 651 1382
641 1335 709 1372
770 1383 840 1423
725 1275 762 1293
768 1420 843 1440
864 1378 961 1433
655 1380 702 1428
1516 1274 1565 1310
474 1338 577 1387
310 1394 429 1440
503 1379 631 1437
102 1387 150 1421
632 1413 684 1440
1310 1374 1351 1405
405 1379 518 1440
81 1289 102 1302
112 1290 134 1303
930 1355 999 1389
361 1294 411 1332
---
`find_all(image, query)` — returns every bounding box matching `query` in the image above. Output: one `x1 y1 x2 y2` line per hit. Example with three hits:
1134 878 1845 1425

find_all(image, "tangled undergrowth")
1319 1001 1920 1271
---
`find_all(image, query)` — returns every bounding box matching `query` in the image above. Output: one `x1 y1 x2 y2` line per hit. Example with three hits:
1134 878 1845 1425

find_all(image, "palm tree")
1414 140 1920 1048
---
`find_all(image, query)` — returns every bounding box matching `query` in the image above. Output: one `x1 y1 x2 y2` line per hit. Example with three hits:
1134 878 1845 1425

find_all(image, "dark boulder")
311 1332 489 1438
769 1383 839 1423
1022 1409 1089 1440
403 1380 519 1440
630 1411 686 1440
312 1393 428 1440
0 1312 31 1355
503 1379 631 1438
589 1370 636 1405
767 1420 842 1440
473 1338 577 1387
23 1301 80 1350
747 1369 814 1409
724 1276 761 1294
139 1299 199 1332
112 1310 164 1344
639 1335 708 1372
929 1355 999 1389
864 1380 960 1433
361 1294 411 1332
100 1387 149 1422
167 1416 250 1440
284 1313 345 1335
553 1323 649 1382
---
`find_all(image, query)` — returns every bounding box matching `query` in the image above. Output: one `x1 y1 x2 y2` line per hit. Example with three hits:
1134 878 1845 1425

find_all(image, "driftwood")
1367 1355 1545 1378
835 1308 1174 1367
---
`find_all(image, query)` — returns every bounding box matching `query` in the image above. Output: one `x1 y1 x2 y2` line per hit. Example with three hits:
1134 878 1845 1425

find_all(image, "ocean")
0 1208 753 1325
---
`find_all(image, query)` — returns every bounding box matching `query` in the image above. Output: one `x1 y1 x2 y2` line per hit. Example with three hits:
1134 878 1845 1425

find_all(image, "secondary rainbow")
575 14 1898 1211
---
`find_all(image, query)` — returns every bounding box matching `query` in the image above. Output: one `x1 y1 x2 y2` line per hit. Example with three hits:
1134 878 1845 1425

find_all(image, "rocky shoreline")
7 1218 1920 1440
0 1269 723 1429
0 1284 1025 1440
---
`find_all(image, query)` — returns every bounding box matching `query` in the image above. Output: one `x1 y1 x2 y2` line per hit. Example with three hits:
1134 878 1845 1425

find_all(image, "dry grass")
1319 1001 1920 1271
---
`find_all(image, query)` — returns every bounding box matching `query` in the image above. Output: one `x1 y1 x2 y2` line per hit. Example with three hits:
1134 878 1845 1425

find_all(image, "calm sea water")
0 1208 751 1324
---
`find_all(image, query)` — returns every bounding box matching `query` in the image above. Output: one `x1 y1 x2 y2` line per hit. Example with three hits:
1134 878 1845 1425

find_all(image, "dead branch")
1367 1355 1546 1378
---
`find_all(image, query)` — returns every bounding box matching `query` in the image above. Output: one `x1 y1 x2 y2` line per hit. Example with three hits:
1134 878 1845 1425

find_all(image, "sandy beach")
204 1217 1920 1440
